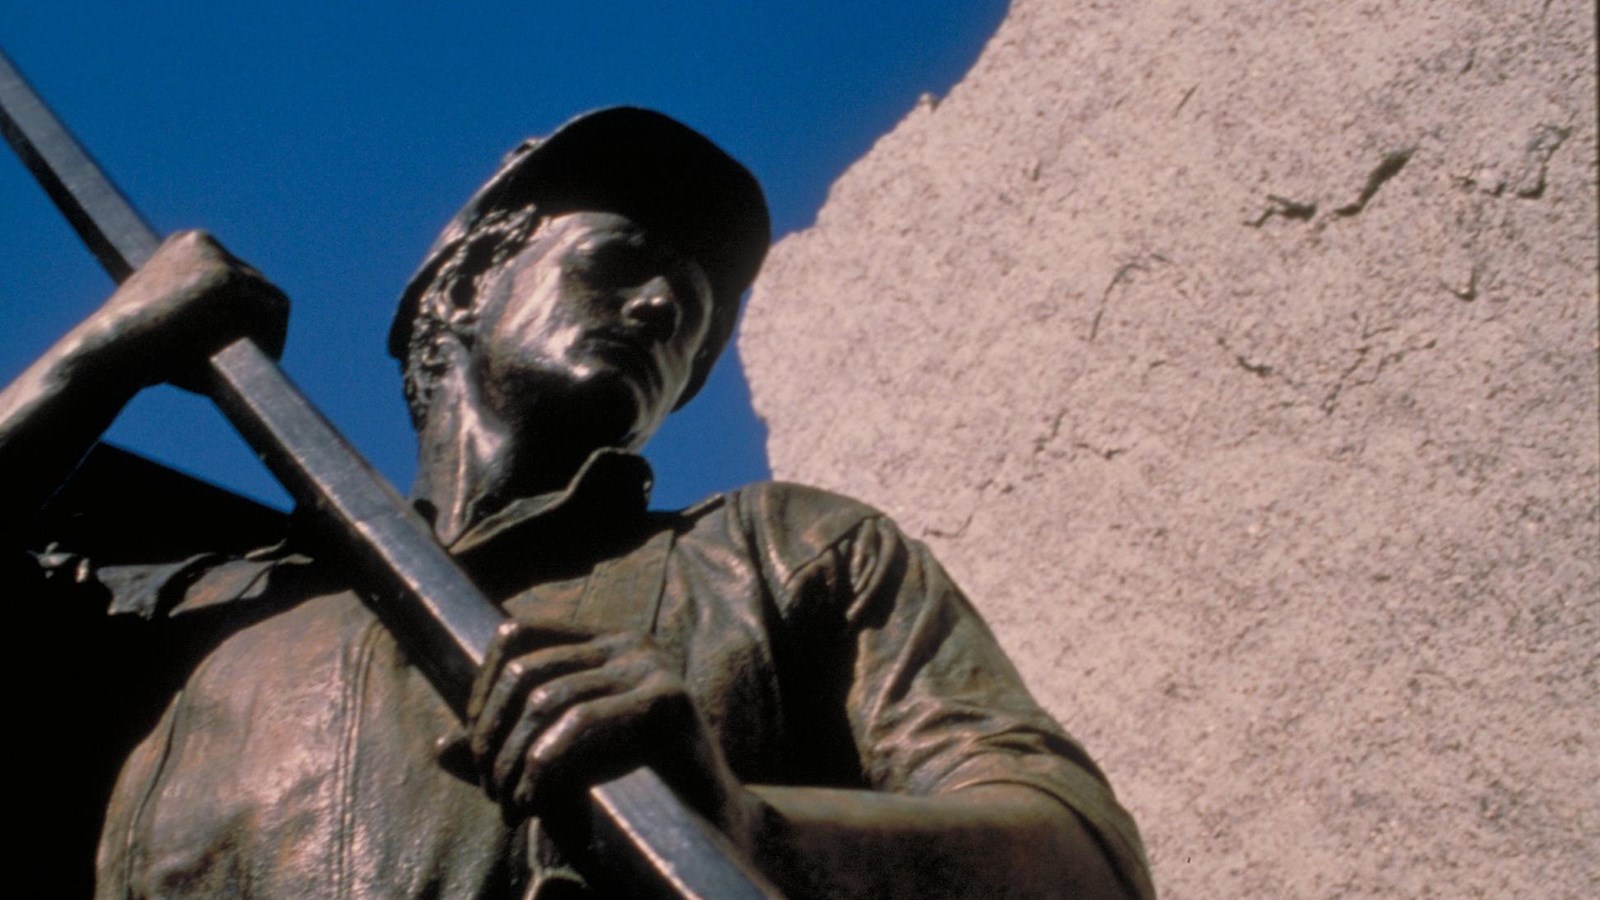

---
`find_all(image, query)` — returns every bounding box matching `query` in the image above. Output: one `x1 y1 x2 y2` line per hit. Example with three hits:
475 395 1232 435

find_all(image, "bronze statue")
2 106 1153 898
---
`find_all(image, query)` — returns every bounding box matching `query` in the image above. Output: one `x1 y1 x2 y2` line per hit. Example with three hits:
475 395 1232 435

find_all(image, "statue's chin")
507 373 659 453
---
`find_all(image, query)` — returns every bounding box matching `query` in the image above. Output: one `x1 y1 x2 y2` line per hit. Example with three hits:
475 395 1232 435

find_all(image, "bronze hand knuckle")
526 683 560 711
491 750 521 791
562 704 596 733
530 731 569 770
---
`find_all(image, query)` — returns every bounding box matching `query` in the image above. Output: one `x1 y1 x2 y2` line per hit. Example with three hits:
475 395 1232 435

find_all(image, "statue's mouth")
583 332 660 384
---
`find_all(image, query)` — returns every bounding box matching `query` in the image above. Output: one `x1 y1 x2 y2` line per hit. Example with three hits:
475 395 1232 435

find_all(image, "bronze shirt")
77 451 1151 898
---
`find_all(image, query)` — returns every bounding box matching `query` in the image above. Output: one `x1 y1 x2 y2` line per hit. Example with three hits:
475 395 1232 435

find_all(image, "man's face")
470 211 714 451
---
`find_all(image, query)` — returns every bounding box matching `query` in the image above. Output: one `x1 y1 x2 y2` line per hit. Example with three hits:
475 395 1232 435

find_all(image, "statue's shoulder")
670 480 888 581
683 480 882 532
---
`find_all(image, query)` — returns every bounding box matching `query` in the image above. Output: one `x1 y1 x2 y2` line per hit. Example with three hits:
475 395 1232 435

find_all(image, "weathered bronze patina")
3 58 771 895
2 63 1154 898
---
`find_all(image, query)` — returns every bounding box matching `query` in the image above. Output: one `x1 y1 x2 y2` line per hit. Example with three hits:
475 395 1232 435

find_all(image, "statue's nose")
621 277 681 339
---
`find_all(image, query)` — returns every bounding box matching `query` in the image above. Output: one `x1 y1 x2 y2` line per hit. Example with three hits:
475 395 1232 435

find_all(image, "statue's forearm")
747 782 1132 900
0 325 137 525
1 232 291 535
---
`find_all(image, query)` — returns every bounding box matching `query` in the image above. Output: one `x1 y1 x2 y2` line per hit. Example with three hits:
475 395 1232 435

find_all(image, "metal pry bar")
0 52 156 278
0 46 780 900
0 43 497 730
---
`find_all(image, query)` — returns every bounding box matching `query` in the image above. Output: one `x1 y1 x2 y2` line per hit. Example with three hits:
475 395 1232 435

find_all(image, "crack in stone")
1088 253 1169 341
1073 441 1128 461
1174 85 1198 116
1335 147 1416 216
1321 335 1438 414
1032 409 1068 455
1247 194 1318 227
1236 355 1274 377
922 510 974 539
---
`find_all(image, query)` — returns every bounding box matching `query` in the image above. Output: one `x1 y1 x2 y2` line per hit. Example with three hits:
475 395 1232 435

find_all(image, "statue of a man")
2 108 1152 899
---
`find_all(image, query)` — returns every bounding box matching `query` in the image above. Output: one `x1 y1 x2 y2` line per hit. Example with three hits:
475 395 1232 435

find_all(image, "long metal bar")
0 51 155 278
203 338 502 705
1 46 778 899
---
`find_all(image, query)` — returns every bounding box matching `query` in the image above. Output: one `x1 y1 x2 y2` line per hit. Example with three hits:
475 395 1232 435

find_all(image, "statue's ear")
401 302 481 433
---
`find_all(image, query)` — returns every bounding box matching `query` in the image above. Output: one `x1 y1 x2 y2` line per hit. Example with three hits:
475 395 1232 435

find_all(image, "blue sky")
2 3 1004 511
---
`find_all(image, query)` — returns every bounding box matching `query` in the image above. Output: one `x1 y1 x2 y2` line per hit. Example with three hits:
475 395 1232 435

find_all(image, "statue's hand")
467 620 760 852
74 229 289 393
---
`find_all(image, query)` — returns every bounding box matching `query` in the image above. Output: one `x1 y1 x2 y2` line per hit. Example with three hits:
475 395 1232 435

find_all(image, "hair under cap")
389 107 770 408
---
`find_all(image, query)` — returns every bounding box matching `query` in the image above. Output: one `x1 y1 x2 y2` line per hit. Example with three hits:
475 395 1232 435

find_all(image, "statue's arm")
0 230 286 527
739 494 1154 899
470 622 1142 900
748 783 1134 899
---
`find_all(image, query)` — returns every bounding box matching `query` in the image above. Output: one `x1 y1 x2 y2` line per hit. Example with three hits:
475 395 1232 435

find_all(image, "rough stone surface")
740 2 1598 897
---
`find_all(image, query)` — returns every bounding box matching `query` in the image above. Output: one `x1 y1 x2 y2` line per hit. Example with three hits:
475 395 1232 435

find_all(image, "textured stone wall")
740 2 1597 897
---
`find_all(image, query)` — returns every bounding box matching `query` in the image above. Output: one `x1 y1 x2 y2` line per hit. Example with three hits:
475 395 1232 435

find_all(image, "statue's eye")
570 241 654 290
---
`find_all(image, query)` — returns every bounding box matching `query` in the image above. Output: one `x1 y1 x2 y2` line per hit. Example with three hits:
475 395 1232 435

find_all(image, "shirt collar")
443 448 655 574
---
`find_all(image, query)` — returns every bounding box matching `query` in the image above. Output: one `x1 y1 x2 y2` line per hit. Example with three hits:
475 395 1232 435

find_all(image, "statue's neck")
410 364 587 546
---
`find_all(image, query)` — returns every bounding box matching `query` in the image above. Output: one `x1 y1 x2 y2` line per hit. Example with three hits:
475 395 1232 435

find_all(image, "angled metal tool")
1 47 780 899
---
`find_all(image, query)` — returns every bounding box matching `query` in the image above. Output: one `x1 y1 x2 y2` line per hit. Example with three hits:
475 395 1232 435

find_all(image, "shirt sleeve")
795 511 1156 900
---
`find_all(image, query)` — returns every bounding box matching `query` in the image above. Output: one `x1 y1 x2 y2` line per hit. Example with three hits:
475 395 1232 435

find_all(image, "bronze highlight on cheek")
463 212 710 455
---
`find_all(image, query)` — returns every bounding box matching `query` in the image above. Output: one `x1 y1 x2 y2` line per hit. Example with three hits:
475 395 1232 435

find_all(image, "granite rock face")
741 1 1597 896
